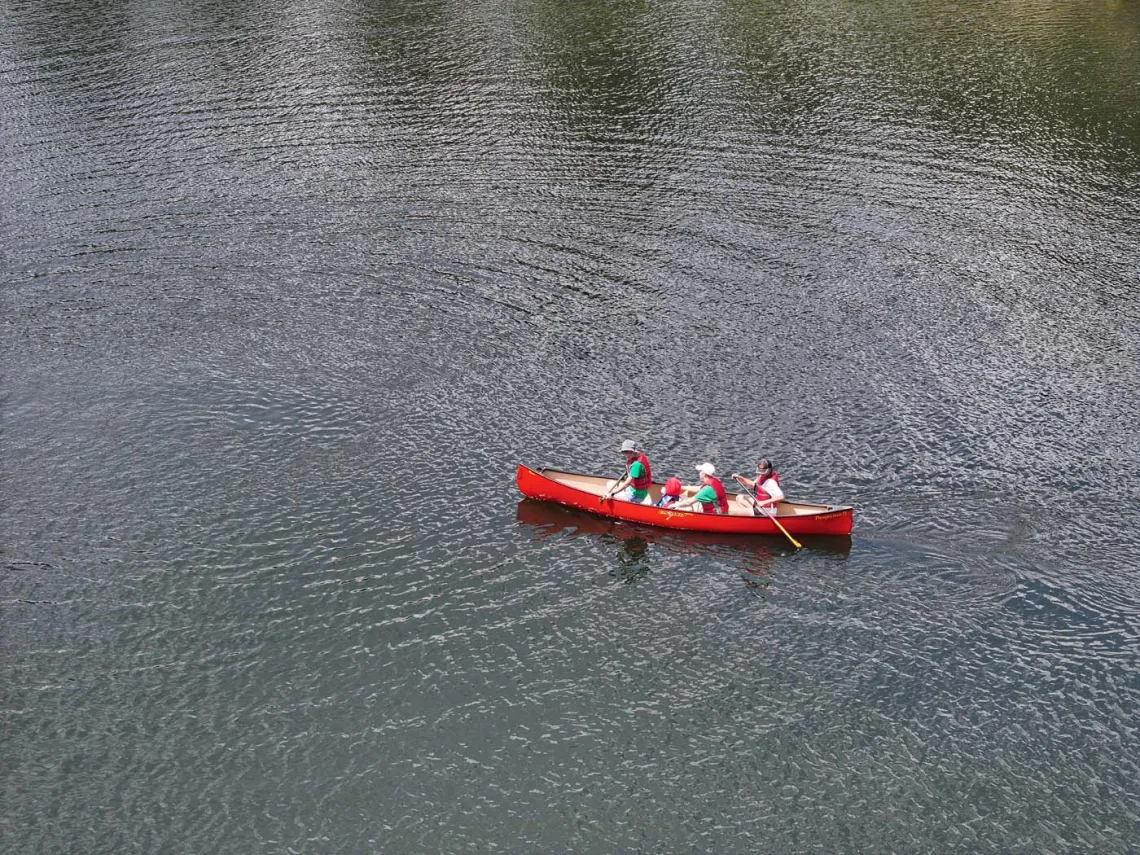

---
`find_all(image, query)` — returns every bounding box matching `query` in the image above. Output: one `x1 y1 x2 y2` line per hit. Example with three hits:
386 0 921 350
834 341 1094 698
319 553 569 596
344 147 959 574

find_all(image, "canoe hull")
515 465 853 537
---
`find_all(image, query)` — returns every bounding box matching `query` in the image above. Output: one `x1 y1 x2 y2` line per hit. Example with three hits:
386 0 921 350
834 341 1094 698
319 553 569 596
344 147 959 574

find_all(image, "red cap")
664 477 682 496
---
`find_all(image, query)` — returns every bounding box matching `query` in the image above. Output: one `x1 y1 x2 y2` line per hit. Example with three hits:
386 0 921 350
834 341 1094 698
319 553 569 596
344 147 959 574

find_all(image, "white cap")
695 462 716 477
619 439 639 453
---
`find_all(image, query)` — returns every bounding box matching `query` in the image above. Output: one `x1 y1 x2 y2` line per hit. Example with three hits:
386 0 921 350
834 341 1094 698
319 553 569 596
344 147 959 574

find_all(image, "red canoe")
515 465 854 537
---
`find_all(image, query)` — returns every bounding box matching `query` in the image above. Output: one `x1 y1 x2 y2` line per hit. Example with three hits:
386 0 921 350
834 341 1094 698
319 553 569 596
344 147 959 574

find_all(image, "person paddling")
732 458 784 516
672 462 729 514
602 440 653 504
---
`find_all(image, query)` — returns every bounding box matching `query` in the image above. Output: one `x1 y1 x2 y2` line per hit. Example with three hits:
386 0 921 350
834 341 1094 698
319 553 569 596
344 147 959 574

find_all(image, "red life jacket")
700 476 729 514
629 452 652 491
755 471 780 502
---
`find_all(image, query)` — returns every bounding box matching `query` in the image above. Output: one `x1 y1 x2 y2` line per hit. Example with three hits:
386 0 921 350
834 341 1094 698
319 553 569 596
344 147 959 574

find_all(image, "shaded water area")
3 0 1139 851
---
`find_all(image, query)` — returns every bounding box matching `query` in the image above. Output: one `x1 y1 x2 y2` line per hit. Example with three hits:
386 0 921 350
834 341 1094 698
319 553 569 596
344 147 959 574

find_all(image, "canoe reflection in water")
516 499 851 586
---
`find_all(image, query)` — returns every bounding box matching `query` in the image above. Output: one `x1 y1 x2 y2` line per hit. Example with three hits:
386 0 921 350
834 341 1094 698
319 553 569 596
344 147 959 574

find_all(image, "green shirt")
692 485 718 510
627 461 648 500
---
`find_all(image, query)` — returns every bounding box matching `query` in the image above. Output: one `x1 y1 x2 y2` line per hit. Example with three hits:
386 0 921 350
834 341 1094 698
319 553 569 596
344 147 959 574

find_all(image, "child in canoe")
656 477 683 508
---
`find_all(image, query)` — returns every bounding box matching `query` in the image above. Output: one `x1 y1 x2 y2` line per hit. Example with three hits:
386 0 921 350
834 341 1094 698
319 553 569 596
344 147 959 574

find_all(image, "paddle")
602 454 635 503
600 471 623 504
733 475 802 549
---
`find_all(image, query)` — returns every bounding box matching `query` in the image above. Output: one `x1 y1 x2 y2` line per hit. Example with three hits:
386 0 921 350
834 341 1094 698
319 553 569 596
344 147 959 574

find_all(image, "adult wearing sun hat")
672 462 729 514
601 440 654 504
731 458 785 516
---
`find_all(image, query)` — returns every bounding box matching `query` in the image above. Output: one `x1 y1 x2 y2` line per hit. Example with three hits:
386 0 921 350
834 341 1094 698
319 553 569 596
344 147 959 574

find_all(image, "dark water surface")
3 0 1139 852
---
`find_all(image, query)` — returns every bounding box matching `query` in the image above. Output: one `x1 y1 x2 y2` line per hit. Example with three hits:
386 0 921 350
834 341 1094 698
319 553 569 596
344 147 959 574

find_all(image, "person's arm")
671 483 695 510
602 473 631 499
603 463 639 499
674 484 713 511
732 473 757 489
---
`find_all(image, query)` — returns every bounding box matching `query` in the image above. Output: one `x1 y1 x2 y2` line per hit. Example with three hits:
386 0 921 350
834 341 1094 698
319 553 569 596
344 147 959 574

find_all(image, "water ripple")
4 0 1140 852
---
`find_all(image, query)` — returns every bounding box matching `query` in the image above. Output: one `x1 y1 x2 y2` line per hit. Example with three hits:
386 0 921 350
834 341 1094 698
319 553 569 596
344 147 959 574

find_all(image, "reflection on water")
517 498 781 584
612 534 651 583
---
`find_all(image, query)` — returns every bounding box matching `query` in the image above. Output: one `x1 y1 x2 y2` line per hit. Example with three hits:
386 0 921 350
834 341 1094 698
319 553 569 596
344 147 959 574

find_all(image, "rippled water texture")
3 0 1139 852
